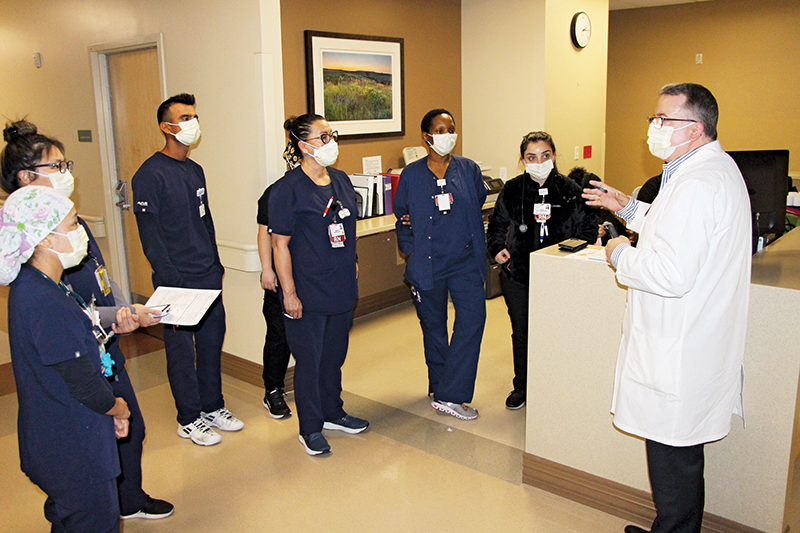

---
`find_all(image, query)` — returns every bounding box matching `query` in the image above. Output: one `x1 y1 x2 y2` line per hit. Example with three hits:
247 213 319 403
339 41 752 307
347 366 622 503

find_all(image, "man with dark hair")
584 83 751 533
132 93 243 446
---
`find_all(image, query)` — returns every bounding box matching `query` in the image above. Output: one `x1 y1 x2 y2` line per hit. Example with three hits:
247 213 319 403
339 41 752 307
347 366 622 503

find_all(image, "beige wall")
280 0 462 174
544 0 608 179
461 0 546 176
0 0 286 364
605 0 800 195
462 0 608 180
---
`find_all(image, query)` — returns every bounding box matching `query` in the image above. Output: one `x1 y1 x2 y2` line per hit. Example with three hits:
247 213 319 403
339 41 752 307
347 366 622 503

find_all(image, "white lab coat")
611 141 751 447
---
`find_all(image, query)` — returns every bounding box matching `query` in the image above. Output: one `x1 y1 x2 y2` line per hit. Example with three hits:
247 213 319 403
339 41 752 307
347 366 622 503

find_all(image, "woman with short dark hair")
393 109 488 421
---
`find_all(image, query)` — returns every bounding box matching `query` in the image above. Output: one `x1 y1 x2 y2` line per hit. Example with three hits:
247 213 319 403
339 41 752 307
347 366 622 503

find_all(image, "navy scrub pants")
646 439 705 533
44 477 119 533
163 295 226 426
413 264 486 405
283 310 352 436
262 287 292 392
110 367 148 516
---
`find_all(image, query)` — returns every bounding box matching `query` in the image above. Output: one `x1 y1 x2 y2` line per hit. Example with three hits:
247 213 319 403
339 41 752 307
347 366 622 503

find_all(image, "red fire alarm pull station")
583 145 592 159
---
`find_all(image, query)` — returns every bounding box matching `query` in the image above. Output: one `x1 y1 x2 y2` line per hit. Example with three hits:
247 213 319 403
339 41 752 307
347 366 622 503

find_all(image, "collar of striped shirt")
659 146 702 191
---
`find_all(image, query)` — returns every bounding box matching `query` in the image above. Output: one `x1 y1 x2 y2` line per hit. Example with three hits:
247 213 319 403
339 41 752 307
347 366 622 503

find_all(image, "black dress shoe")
624 526 648 533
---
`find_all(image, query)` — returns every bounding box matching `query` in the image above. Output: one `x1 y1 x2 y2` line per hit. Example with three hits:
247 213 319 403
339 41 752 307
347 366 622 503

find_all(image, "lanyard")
30 266 113 346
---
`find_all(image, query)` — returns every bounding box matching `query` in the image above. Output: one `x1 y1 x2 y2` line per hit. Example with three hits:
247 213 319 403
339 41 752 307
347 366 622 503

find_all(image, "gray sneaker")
431 399 478 420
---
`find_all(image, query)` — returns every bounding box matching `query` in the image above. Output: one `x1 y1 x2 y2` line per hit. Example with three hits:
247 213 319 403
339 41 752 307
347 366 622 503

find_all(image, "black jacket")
487 170 598 284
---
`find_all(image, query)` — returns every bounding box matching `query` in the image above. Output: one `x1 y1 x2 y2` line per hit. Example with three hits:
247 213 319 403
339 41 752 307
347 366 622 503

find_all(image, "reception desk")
522 230 800 533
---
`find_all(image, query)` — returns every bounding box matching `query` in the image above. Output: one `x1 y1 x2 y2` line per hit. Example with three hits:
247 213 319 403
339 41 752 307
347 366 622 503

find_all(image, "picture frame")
305 30 405 140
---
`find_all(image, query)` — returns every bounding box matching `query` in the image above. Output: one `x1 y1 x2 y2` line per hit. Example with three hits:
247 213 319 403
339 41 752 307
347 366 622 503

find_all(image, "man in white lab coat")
583 83 751 533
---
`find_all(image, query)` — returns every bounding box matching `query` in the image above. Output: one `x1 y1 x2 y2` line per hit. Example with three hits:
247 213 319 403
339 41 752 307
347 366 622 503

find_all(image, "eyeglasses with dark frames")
28 160 74 174
305 131 339 145
647 117 697 130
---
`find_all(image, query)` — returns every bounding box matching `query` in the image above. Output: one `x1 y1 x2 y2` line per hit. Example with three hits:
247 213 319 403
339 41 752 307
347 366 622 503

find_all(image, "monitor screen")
727 150 790 237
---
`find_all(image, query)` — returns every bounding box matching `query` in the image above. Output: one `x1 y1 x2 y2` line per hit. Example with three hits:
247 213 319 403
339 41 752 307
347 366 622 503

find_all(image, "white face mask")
647 122 692 160
167 118 201 146
525 159 554 181
47 225 89 269
30 169 75 198
426 133 457 157
306 139 339 167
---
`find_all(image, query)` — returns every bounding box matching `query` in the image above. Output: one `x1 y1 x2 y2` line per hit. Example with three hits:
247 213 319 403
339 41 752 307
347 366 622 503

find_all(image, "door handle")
116 180 131 210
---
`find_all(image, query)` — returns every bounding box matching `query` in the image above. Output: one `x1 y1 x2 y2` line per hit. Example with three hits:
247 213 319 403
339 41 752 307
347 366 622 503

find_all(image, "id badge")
199 203 206 218
534 203 551 223
435 193 453 212
328 223 346 248
95 264 112 296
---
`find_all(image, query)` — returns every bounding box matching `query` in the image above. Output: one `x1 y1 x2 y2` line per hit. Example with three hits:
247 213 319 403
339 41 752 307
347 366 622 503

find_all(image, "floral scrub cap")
0 186 73 285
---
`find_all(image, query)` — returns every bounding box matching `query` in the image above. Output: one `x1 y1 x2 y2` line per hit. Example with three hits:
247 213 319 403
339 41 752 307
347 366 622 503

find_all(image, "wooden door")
106 48 163 303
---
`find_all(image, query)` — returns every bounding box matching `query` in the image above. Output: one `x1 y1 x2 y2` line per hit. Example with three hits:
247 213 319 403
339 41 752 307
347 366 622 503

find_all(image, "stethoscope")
519 177 528 233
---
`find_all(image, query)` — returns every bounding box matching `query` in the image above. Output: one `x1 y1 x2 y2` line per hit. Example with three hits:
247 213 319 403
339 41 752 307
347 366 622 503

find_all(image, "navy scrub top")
62 218 125 375
8 266 119 494
268 166 358 315
132 151 222 287
393 155 488 291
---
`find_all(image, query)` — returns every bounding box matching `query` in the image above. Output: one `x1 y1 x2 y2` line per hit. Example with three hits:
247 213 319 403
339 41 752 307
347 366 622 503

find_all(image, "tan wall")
280 0 462 174
0 0 285 365
544 0 608 179
462 0 608 181
605 0 800 195
461 0 546 177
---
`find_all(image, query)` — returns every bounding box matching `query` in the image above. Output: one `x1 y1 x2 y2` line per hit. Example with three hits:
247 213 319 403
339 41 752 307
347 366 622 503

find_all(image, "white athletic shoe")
178 417 222 446
201 407 244 432
431 399 479 420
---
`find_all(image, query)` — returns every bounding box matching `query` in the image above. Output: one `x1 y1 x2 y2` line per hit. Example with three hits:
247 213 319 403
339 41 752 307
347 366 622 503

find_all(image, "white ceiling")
610 0 712 10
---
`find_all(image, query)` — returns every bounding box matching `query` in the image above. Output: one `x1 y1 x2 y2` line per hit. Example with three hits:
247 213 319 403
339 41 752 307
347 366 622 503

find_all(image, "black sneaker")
299 432 331 455
121 496 175 520
505 390 526 410
323 415 369 434
263 388 292 419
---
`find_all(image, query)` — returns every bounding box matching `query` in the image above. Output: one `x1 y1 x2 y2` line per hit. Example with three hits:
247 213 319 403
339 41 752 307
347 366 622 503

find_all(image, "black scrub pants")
262 287 291 392
646 439 705 533
284 310 352 436
499 269 529 393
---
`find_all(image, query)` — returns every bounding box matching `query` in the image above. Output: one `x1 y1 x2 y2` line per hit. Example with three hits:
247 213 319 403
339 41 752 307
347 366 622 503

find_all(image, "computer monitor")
727 150 790 240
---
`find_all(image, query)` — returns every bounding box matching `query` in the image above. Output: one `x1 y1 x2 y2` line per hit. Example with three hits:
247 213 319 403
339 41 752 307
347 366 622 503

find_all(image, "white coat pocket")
622 326 681 398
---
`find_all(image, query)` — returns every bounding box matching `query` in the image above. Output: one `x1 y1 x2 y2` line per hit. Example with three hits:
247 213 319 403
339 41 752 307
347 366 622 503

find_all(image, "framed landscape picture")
305 31 405 139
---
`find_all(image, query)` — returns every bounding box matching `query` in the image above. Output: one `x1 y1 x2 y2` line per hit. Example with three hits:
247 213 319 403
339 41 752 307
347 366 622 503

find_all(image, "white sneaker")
201 407 244 432
178 417 221 446
431 399 479 420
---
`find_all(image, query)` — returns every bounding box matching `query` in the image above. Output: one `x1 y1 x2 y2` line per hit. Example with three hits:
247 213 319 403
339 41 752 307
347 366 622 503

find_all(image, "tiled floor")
1 298 635 532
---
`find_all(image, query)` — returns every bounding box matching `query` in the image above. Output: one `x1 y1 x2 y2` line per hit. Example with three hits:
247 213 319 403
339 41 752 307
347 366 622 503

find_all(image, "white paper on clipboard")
145 286 221 326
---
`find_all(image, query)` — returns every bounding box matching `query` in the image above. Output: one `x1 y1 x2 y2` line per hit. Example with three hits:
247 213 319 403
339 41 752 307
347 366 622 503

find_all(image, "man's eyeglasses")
28 160 74 174
647 117 697 130
305 131 339 145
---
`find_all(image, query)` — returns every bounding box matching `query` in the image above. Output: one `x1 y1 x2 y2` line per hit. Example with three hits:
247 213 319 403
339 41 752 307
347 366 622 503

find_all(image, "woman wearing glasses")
0 185 130 532
487 132 597 410
269 114 368 456
393 109 488 421
0 120 173 521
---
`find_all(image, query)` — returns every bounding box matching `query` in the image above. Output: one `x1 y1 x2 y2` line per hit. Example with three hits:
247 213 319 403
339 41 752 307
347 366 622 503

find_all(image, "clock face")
571 12 591 49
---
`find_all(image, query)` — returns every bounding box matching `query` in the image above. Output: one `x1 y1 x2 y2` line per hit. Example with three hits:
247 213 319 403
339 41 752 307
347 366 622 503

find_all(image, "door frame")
89 34 166 298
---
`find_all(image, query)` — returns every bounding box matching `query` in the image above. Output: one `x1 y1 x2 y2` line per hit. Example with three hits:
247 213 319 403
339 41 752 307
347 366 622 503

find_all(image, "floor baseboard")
522 453 767 533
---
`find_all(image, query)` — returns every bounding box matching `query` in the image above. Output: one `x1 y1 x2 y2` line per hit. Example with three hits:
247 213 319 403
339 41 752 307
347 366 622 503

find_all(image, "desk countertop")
751 227 800 291
355 201 496 238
